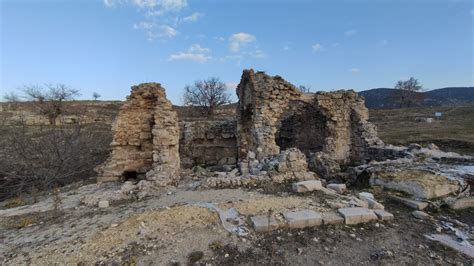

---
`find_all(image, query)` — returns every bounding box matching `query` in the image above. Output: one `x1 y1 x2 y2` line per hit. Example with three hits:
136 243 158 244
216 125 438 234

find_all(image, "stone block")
327 184 347 194
389 195 428 210
322 212 344 225
98 200 109 208
337 207 378 225
373 209 394 221
292 180 322 193
251 215 279 232
283 210 322 229
449 197 474 210
358 192 384 209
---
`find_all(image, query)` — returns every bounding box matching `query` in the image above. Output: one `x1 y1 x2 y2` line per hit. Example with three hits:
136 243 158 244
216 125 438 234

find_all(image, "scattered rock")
338 207 378 225
425 234 474 259
388 195 428 210
448 197 474 210
250 215 279 233
412 211 430 219
373 209 394 221
292 180 322 193
370 169 460 199
283 210 322 229
326 184 347 194
358 192 384 209
322 212 344 225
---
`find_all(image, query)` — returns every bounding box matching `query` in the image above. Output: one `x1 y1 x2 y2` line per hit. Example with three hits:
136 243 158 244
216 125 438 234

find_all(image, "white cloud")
168 44 211 63
344 29 358 37
133 21 154 29
311 43 324 52
182 12 203 23
283 45 290 51
349 68 360 73
103 0 116 7
229 33 256 52
131 0 187 10
159 25 178 38
189 44 210 53
168 52 210 63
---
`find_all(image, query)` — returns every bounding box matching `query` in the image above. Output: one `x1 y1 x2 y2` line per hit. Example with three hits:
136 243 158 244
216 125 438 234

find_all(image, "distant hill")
359 87 474 109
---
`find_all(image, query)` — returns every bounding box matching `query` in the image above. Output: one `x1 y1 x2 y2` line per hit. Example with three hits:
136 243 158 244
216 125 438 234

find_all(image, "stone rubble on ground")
337 207 378 225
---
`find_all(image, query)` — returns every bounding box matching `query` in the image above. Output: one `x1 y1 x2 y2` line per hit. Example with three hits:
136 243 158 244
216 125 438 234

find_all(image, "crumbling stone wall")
97 83 180 184
236 70 382 165
174 105 238 168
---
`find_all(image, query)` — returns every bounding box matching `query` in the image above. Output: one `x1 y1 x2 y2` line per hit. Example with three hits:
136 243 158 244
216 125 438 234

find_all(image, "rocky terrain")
0 70 473 265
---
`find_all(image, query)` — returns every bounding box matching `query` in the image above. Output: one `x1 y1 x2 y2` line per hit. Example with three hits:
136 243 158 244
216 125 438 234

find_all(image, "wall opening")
276 104 327 156
122 171 138 181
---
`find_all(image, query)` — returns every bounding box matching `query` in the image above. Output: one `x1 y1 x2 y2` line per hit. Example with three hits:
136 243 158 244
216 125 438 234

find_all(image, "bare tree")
183 77 231 113
92 92 101 101
0 115 111 201
298 85 312 93
22 84 80 124
3 91 21 111
392 77 424 108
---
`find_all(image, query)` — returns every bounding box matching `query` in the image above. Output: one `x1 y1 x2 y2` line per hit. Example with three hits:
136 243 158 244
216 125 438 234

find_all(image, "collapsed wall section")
97 83 180 184
236 70 383 165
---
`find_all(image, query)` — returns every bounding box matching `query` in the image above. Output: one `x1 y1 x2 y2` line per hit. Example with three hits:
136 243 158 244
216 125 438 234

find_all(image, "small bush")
16 216 36 229
4 196 27 209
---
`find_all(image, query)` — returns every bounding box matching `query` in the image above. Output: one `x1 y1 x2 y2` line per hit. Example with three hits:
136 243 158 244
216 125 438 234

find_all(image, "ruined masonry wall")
236 70 382 164
97 83 180 183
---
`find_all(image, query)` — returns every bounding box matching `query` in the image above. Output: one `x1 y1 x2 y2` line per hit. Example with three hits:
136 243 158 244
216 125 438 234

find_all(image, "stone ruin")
96 69 384 185
96 83 180 185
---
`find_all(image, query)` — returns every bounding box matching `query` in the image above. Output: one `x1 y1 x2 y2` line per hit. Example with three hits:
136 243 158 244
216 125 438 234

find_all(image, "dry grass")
369 105 474 155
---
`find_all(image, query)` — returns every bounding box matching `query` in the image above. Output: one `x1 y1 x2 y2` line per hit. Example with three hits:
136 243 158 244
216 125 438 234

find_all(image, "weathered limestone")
98 200 109 208
373 209 394 221
370 169 460 199
251 215 279 232
292 180 322 193
338 207 378 225
322 212 345 225
448 197 474 210
283 210 322 228
97 83 180 185
327 184 347 194
358 192 384 209
236 69 382 164
389 195 428 210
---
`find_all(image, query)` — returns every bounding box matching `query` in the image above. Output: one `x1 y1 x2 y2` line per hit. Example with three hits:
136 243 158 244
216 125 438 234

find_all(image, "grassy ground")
369 105 474 156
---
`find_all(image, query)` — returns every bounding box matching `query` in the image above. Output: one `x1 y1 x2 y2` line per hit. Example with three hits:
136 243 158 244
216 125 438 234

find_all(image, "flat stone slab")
283 210 322 229
338 207 378 225
322 212 344 225
98 200 109 208
359 193 384 210
292 180 322 193
449 197 474 210
251 215 279 232
373 209 394 221
326 184 347 194
425 234 474 258
389 195 428 210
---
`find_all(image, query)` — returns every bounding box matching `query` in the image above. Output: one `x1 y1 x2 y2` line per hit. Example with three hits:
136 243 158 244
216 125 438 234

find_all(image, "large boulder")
370 169 460 199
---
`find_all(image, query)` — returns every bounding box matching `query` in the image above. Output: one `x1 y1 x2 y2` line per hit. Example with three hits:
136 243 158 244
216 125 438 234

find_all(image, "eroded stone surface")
283 210 322 228
293 180 322 193
251 215 279 232
373 209 394 221
322 212 344 225
96 83 180 185
338 207 378 225
327 184 347 194
389 195 428 210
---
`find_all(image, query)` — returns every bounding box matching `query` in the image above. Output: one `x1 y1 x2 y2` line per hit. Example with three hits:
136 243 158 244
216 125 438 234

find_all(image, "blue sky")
1 0 473 104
